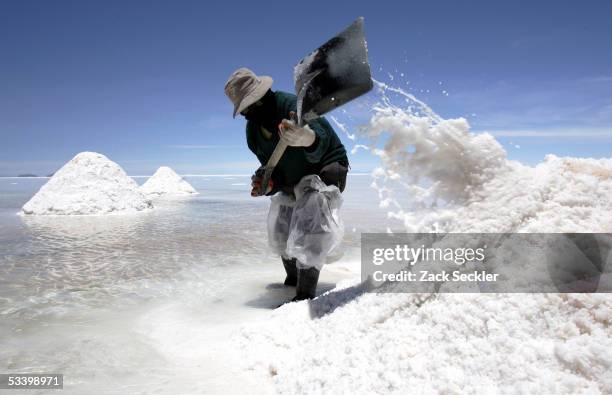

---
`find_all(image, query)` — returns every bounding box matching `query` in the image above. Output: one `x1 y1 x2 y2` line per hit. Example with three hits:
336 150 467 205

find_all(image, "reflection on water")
0 176 385 309
1 195 272 317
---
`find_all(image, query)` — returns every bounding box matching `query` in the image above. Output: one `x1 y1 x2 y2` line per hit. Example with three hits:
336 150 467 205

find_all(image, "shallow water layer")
0 175 387 394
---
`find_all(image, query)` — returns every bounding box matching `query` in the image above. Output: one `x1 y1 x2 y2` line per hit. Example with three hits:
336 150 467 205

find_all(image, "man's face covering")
241 90 278 126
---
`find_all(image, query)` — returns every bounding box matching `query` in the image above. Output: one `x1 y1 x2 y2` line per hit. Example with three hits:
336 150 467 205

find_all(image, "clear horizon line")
167 144 243 149
0 173 373 179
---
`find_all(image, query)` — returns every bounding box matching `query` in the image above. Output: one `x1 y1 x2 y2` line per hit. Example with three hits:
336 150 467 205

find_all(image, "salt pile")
140 166 198 197
236 81 612 394
363 82 612 233
241 291 611 394
21 152 152 215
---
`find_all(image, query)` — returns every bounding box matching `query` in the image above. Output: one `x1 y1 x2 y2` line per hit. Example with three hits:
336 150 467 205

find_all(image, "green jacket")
246 91 348 193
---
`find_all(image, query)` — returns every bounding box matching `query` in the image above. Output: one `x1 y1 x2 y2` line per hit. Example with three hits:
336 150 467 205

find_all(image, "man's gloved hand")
279 112 316 147
251 166 274 197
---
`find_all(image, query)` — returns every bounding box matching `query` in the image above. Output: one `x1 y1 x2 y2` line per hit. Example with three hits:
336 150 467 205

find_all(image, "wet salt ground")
0 175 386 394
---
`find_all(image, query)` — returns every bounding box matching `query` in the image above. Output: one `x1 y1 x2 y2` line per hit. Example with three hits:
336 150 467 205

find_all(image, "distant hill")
17 174 38 177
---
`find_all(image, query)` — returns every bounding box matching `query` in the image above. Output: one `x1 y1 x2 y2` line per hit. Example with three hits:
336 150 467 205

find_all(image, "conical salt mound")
140 166 198 197
21 152 153 215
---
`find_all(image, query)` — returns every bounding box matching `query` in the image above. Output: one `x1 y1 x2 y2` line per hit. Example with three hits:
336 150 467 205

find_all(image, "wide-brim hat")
224 68 273 118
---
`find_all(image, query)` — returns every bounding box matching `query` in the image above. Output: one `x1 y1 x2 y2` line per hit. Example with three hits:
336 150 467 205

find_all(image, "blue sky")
1 0 611 175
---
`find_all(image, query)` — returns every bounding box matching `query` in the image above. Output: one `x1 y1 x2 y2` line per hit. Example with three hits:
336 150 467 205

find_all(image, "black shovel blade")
294 17 373 125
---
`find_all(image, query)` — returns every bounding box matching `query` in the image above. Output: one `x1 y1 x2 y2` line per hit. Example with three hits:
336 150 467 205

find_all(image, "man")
224 67 349 302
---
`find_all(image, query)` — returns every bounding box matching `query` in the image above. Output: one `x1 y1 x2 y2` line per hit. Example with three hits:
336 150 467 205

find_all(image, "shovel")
256 17 373 196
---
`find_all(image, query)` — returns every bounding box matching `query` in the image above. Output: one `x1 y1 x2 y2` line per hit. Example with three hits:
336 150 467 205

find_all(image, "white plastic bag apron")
288 175 344 270
267 175 344 269
267 193 295 258
267 175 344 270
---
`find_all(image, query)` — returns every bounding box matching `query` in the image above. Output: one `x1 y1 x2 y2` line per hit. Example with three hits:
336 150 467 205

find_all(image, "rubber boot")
282 257 297 286
292 266 320 301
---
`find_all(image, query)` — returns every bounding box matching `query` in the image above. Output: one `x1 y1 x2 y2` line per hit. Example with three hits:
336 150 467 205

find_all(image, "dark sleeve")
303 116 333 163
246 122 280 196
246 122 267 166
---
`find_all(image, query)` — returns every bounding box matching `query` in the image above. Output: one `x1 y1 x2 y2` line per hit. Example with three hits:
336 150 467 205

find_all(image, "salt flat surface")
0 175 374 394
